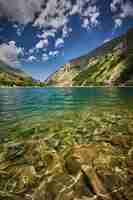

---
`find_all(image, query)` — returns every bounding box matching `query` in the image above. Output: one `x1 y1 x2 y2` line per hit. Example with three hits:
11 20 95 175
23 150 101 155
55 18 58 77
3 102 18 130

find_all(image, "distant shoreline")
1 85 133 88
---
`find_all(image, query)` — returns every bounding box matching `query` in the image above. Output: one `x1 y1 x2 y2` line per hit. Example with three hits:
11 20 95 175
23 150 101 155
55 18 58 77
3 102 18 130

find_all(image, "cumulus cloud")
49 50 59 57
82 18 90 29
70 4 79 15
42 53 49 61
38 29 56 39
114 18 122 28
82 5 100 26
110 0 122 12
34 0 100 32
34 0 71 29
28 55 36 62
29 48 35 54
13 24 24 36
120 1 133 18
55 38 64 48
0 0 100 35
62 26 72 38
0 41 22 67
111 0 133 28
36 39 49 49
34 0 100 38
0 0 101 59
0 0 44 24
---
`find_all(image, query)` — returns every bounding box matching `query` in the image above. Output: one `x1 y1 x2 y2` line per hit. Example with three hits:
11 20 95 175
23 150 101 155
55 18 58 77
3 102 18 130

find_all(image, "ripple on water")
0 87 133 142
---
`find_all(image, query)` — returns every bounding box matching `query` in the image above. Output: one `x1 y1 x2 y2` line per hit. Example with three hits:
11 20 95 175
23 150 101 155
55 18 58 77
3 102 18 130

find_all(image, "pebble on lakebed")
0 108 133 200
0 134 133 200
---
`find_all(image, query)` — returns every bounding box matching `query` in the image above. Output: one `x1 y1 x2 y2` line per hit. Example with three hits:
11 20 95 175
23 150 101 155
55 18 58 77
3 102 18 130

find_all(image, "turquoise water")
0 87 133 142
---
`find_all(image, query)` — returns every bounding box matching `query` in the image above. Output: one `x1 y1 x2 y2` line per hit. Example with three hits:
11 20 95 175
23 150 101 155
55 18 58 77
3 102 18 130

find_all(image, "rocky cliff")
46 28 133 86
46 62 82 86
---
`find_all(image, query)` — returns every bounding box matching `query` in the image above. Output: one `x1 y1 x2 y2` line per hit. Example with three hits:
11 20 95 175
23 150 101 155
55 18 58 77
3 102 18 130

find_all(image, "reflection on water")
0 87 133 142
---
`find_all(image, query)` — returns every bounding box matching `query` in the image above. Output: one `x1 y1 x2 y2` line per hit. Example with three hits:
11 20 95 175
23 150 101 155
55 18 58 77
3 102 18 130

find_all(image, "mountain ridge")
46 28 133 86
0 60 38 86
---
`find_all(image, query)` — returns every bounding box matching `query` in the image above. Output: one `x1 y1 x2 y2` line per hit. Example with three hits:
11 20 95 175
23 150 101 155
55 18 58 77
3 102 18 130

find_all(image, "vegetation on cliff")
0 60 43 87
46 28 133 86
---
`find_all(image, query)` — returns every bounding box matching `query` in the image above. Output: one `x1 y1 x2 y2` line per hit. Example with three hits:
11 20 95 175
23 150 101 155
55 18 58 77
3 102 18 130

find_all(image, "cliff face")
46 63 81 87
46 28 133 86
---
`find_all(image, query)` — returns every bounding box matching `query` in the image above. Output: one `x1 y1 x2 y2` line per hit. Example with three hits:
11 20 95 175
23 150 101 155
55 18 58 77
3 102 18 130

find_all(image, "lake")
0 87 133 145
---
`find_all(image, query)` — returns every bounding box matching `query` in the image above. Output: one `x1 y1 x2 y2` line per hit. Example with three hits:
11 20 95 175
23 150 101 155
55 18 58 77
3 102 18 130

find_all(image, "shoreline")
1 85 133 88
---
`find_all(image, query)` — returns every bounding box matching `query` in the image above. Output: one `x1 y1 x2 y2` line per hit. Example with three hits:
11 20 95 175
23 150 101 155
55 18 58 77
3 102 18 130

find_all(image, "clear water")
0 87 133 143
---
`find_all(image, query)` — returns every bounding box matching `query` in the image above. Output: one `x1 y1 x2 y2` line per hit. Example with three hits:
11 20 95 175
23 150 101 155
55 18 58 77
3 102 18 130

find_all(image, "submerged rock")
0 130 133 199
65 144 98 175
109 135 133 149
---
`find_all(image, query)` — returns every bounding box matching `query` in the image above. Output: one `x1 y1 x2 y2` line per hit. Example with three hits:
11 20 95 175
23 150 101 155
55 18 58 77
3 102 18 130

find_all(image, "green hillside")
46 28 133 86
0 60 37 87
73 52 133 86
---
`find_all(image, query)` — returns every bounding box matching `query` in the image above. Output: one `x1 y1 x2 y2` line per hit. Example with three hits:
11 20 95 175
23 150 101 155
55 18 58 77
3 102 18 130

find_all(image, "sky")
0 0 133 81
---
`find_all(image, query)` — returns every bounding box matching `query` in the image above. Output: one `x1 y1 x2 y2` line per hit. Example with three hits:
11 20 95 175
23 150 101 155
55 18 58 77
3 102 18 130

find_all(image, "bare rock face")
0 135 133 200
46 63 79 87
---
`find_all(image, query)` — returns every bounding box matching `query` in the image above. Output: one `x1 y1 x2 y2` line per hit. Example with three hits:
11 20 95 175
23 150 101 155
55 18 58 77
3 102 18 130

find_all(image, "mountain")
46 28 133 86
0 60 37 86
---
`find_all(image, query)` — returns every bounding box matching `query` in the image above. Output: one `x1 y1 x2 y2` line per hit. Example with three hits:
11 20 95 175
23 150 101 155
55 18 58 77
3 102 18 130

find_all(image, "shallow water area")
0 87 133 146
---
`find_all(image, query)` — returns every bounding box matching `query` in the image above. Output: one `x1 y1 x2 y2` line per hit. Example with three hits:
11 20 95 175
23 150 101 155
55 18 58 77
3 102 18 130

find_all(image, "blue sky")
0 0 133 80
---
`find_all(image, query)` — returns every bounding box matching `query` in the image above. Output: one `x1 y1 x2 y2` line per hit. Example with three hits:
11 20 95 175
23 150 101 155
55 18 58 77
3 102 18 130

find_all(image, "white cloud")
38 29 56 39
82 5 100 26
82 19 90 29
70 4 79 15
90 12 100 26
62 26 72 38
0 0 99 31
111 0 133 28
0 0 101 40
114 18 122 28
49 50 59 57
42 53 49 61
120 1 133 18
34 0 70 29
13 24 24 36
0 0 44 24
28 55 36 62
29 48 35 54
0 41 22 67
110 0 122 12
55 38 64 48
36 39 49 49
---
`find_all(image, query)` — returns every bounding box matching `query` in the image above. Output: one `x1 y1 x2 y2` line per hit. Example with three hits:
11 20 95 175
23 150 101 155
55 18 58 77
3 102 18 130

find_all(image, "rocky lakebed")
0 106 133 200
